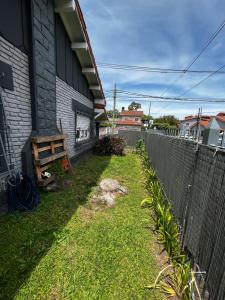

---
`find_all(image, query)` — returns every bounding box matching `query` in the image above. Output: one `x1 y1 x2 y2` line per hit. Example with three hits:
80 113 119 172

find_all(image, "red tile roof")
120 110 144 117
116 120 142 126
190 119 211 129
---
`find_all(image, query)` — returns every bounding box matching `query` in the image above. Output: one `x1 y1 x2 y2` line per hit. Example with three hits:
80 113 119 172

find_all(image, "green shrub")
95 136 126 156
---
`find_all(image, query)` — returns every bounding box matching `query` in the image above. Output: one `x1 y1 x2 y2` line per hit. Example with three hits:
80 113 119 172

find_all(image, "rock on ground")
91 178 128 207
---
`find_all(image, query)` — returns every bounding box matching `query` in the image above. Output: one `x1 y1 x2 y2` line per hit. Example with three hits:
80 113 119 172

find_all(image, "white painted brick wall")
0 36 32 175
56 76 94 158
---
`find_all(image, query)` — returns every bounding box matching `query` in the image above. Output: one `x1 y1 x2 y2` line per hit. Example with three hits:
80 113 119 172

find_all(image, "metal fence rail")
119 130 225 300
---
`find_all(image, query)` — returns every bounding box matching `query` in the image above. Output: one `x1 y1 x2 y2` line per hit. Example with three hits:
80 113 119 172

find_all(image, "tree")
141 115 153 122
128 101 141 111
106 109 119 118
154 115 179 127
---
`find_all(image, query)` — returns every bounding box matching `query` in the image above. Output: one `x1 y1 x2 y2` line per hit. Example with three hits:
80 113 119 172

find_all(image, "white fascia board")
71 42 88 50
54 0 75 12
95 108 105 114
94 99 105 105
89 85 101 91
82 68 96 74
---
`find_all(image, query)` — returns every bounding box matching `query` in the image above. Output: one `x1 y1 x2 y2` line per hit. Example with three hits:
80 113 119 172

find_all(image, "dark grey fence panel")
119 130 225 300
118 130 144 146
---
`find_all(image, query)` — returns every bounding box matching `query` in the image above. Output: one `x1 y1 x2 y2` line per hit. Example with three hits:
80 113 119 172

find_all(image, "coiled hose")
7 173 41 212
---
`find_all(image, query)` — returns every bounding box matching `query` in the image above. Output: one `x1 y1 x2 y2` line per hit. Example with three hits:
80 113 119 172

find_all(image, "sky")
80 0 225 119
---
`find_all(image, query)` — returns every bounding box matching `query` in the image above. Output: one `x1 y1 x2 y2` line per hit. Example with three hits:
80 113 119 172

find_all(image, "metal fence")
119 130 225 300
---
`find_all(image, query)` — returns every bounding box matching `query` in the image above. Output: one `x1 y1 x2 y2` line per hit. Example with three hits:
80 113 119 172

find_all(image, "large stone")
100 192 115 206
99 179 121 192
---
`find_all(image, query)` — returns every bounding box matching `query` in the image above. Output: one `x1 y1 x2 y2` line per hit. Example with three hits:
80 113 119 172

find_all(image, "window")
135 118 139 121
76 114 91 142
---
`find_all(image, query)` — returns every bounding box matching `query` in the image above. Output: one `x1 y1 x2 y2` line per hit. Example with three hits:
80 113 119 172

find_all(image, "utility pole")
148 101 151 117
112 83 117 134
196 107 202 141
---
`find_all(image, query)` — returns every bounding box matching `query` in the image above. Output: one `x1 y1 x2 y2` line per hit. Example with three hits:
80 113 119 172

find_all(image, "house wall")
190 124 205 138
179 118 197 135
121 116 141 123
0 0 99 212
99 127 112 137
0 36 32 212
56 77 94 158
32 0 57 135
216 119 225 130
55 14 94 101
0 37 32 178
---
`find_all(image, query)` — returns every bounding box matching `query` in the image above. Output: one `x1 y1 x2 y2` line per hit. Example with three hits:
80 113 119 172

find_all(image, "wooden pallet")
32 134 68 187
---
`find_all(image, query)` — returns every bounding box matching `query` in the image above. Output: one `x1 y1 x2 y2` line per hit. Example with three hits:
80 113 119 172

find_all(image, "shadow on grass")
0 155 111 300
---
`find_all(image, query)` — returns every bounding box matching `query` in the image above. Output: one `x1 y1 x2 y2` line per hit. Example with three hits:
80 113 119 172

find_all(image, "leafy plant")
95 136 126 156
140 197 153 208
138 139 199 299
49 159 65 181
135 138 145 155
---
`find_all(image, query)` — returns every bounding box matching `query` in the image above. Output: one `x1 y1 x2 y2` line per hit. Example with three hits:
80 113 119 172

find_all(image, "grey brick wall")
56 77 94 158
0 36 32 180
32 0 57 135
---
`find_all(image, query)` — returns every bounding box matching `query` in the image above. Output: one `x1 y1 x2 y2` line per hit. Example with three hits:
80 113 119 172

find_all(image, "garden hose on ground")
7 173 41 212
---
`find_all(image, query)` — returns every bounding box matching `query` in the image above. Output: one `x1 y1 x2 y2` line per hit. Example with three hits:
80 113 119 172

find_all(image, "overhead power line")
105 89 225 102
160 19 225 97
97 63 225 75
179 62 225 97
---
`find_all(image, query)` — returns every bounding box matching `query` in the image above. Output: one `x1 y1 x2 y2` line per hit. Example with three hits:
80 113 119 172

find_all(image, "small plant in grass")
95 136 126 156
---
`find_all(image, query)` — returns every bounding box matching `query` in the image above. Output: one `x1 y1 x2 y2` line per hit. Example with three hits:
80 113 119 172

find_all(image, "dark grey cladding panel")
0 0 30 54
55 14 94 101
72 99 94 117
32 0 57 135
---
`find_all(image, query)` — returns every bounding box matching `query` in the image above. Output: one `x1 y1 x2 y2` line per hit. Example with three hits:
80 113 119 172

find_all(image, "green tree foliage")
106 109 119 118
128 101 142 111
154 115 179 127
141 115 153 122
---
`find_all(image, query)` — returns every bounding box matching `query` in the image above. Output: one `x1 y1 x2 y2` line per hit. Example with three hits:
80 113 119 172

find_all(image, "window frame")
72 99 95 147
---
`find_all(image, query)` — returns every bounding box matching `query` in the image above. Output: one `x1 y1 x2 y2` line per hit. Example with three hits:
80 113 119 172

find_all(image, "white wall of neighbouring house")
0 36 32 181
216 119 225 130
121 116 141 122
56 76 94 158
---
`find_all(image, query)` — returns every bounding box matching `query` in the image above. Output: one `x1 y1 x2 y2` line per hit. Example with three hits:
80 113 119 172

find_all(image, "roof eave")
54 0 106 102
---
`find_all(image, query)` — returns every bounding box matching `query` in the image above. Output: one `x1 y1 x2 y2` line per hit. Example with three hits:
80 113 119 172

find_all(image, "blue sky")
80 0 225 119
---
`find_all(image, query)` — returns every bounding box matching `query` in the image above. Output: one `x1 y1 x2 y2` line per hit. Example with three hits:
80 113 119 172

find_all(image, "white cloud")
80 0 225 118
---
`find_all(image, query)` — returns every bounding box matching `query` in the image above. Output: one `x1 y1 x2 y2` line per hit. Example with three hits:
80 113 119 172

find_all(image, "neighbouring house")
214 112 225 130
0 0 106 212
190 116 212 138
116 108 143 132
203 113 225 146
179 115 211 136
99 122 112 138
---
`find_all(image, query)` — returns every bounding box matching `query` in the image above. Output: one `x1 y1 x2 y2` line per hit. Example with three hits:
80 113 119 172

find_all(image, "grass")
0 153 161 299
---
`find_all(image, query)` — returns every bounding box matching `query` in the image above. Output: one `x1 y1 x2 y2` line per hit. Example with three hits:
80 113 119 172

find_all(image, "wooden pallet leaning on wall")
32 134 68 187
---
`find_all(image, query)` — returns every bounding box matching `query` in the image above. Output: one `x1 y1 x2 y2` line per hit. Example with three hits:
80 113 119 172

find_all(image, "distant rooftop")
120 110 144 117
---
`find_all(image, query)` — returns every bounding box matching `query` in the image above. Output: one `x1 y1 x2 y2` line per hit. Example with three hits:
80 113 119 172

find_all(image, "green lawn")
0 153 160 300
